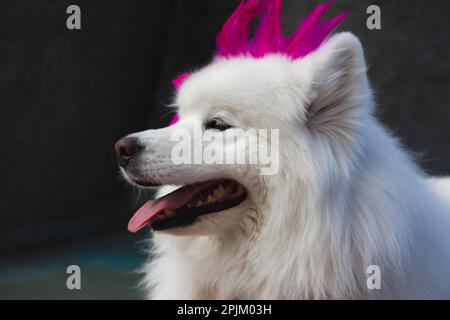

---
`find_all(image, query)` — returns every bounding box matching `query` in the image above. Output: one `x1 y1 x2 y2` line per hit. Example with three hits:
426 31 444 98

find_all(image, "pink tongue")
128 182 215 233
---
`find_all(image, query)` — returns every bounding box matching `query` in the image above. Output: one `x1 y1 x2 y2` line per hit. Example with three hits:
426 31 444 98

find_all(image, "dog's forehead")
176 55 303 115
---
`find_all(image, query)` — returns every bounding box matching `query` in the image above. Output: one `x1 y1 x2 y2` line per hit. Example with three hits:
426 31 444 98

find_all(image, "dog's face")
117 33 370 236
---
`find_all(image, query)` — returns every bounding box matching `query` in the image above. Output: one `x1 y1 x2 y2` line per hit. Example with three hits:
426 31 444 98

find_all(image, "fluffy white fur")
123 33 450 299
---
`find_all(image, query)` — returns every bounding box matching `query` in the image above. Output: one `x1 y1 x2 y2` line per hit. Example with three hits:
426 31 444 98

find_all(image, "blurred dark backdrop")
0 0 449 256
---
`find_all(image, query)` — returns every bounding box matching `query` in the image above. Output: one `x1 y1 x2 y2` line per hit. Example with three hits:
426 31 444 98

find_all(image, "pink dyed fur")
169 0 349 125
172 73 191 91
170 74 190 125
169 114 180 126
216 0 349 59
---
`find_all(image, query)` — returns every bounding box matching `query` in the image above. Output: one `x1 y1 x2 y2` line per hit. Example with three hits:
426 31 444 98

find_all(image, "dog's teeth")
196 200 203 207
164 209 175 217
207 195 216 204
213 184 227 200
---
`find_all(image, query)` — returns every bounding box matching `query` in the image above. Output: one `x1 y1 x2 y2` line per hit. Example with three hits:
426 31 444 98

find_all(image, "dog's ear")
302 32 370 134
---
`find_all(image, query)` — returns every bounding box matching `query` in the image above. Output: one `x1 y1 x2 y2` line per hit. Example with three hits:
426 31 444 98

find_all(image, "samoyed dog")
116 0 450 299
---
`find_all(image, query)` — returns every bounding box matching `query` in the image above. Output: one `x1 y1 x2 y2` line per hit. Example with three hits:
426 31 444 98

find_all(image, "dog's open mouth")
128 180 248 232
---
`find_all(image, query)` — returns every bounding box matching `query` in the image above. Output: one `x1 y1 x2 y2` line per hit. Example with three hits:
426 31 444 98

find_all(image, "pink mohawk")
216 0 349 59
169 0 348 126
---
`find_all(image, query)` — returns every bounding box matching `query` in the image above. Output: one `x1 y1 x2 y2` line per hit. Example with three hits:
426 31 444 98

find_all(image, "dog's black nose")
115 137 142 168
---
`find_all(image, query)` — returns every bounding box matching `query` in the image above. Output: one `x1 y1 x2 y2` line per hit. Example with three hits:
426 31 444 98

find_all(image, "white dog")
116 0 450 299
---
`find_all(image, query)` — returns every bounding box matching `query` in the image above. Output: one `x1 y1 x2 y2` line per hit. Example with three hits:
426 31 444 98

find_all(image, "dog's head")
116 0 371 237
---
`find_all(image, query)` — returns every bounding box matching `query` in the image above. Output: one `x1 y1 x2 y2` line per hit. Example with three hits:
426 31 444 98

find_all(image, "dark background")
0 0 449 298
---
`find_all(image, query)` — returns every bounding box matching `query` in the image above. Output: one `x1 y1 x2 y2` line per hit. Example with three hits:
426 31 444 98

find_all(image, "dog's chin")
122 170 249 234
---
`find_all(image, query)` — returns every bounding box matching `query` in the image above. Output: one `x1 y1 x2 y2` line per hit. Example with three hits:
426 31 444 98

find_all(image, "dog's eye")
205 118 233 131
